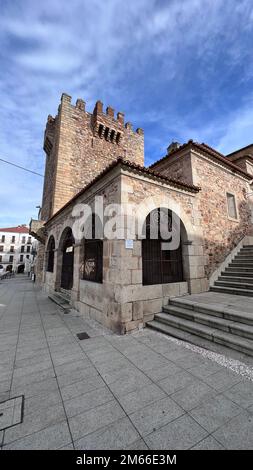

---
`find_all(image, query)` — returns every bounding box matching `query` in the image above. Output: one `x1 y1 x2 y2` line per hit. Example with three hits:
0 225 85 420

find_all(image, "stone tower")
41 93 144 221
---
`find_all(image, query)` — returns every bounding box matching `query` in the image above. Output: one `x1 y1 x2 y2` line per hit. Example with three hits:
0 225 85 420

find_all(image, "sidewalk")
1 276 253 450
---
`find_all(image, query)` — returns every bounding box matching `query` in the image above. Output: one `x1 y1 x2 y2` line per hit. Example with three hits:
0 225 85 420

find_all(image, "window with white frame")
226 193 238 220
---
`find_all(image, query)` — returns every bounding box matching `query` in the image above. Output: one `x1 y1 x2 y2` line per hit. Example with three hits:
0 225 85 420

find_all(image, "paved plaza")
1 276 253 450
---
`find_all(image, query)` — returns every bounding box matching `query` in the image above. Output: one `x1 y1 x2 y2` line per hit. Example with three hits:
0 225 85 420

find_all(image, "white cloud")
1 0 253 225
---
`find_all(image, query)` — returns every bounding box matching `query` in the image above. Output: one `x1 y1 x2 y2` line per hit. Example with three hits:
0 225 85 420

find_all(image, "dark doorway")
6 265 12 272
61 229 74 290
142 208 184 285
17 264 25 274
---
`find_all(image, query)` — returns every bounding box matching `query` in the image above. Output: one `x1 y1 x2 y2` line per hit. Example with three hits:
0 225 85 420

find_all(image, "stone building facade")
30 93 253 334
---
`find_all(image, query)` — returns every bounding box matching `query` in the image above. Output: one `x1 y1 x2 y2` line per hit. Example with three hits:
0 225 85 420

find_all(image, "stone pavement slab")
213 411 253 449
1 276 253 450
74 417 140 450
145 414 208 450
189 394 242 433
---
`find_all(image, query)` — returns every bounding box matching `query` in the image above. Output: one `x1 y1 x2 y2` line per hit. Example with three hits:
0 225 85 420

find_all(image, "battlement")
60 93 143 137
41 92 144 221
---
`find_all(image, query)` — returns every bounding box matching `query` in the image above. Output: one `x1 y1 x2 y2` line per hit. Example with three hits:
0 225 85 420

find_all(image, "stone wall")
151 148 253 280
190 151 253 277
150 149 194 185
43 166 207 333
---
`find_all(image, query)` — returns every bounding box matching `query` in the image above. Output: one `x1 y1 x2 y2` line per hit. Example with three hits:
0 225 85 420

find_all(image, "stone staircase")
147 245 253 357
210 245 253 296
147 296 253 357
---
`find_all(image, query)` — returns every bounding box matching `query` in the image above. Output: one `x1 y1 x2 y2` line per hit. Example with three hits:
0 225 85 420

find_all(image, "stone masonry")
31 94 253 334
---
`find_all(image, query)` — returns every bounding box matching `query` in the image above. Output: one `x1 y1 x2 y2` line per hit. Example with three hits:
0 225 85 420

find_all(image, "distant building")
0 226 37 274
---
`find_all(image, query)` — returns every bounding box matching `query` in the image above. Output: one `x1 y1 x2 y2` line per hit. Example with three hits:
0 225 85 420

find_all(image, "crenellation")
40 93 144 221
117 111 124 125
61 92 72 103
106 106 114 117
93 100 103 115
136 128 144 135
75 98 85 111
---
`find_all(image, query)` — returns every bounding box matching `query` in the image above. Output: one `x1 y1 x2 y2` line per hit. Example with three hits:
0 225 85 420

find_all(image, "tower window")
104 127 110 140
110 130 115 142
98 124 104 137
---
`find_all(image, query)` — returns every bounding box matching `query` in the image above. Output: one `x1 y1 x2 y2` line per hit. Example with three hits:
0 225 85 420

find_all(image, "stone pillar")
54 248 63 291
183 238 209 294
71 243 82 302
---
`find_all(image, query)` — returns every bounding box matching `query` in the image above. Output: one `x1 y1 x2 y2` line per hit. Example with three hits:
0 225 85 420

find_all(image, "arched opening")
46 236 55 272
17 264 25 274
142 207 185 285
6 265 13 272
60 228 74 290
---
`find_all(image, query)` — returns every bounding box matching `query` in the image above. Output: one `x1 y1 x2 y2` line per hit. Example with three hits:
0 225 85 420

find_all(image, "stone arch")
135 195 199 286
136 194 196 242
46 235 55 273
17 264 24 274
56 219 76 249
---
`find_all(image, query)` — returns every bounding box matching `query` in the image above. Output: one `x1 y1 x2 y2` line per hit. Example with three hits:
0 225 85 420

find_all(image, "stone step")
48 293 70 312
59 288 71 300
162 305 253 340
210 285 253 296
224 269 253 276
169 297 253 326
218 275 253 284
235 256 253 261
231 260 253 265
229 264 253 270
147 319 253 357
214 280 253 290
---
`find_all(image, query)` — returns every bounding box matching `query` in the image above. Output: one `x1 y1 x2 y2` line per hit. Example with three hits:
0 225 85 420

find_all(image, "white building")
0 225 37 274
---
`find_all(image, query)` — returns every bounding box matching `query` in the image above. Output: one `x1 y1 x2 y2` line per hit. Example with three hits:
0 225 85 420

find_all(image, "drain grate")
0 395 24 431
76 332 90 340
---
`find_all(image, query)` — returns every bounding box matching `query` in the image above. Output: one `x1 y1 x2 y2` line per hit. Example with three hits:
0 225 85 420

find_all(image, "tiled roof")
0 226 29 233
149 140 253 180
45 157 201 225
226 143 253 157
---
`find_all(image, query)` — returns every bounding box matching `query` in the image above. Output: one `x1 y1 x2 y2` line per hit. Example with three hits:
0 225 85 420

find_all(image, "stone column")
71 243 83 302
54 248 62 292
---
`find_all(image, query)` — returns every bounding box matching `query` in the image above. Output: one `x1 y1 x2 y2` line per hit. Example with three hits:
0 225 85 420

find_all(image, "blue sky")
1 0 253 226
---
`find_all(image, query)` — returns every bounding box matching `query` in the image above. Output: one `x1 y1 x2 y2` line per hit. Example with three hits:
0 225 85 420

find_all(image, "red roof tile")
149 140 253 180
45 157 201 225
0 226 29 233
